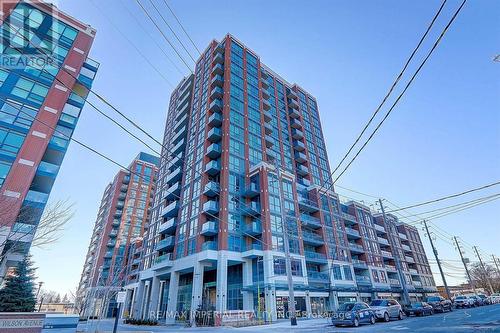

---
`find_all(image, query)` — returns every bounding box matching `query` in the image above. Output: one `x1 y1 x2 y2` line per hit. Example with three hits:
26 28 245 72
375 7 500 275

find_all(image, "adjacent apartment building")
121 34 437 323
77 152 159 318
0 0 97 281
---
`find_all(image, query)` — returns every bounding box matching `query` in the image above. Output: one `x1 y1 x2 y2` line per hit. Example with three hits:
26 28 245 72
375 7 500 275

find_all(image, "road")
75 304 500 332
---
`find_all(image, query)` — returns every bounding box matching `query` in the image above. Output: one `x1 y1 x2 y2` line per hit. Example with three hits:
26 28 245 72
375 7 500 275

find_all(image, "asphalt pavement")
75 304 500 332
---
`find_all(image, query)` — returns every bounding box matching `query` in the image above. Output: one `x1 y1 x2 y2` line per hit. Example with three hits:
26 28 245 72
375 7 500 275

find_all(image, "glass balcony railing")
205 160 221 175
243 220 262 236
201 221 218 236
304 251 327 262
307 271 330 282
300 214 321 229
207 127 222 142
355 275 372 284
203 181 220 197
202 241 218 251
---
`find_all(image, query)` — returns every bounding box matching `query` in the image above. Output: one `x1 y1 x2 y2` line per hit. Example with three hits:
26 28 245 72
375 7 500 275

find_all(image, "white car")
369 299 404 322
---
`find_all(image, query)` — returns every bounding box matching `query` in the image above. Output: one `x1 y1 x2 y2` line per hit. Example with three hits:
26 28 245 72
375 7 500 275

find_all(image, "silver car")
369 299 404 322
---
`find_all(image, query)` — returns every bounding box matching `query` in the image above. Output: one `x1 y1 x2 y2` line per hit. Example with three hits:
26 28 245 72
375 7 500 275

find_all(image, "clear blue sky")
31 0 499 294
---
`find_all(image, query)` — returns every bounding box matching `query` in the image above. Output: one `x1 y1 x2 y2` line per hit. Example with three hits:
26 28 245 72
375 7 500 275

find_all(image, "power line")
133 0 193 73
329 0 449 179
387 181 500 213
162 0 202 56
145 0 197 63
331 0 468 183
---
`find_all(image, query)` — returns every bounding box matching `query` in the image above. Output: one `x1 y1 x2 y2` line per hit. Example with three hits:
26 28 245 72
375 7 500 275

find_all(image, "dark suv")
425 296 452 312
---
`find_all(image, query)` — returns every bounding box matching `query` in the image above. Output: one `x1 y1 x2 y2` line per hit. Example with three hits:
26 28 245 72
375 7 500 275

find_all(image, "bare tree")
469 262 500 293
0 199 75 261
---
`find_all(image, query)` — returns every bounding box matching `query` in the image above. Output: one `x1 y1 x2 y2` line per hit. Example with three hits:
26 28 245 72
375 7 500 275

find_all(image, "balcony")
211 74 223 88
298 178 311 187
288 98 299 109
399 233 408 240
381 250 393 259
203 200 219 215
355 275 372 285
104 251 113 259
295 151 307 163
291 128 303 139
290 118 302 129
293 140 306 151
205 160 220 176
243 220 262 236
212 63 224 75
349 243 364 253
153 253 173 269
212 52 224 65
171 126 186 144
243 183 259 198
241 201 261 216
352 259 368 269
176 99 190 119
164 181 181 200
109 230 118 238
161 201 179 218
120 185 128 192
209 99 223 113
287 89 298 100
300 214 321 229
402 244 412 252
207 127 222 142
213 43 224 55
206 143 221 159
374 223 386 234
242 243 263 258
260 68 269 79
202 241 218 251
298 196 319 213
262 99 271 111
203 181 220 197
112 220 120 227
201 221 218 236
175 114 188 131
208 113 222 127
413 281 423 288
166 167 182 184
385 265 397 272
304 251 328 264
345 227 361 239
261 88 270 100
307 271 330 283
155 236 175 251
296 164 309 176
210 86 223 99
114 210 123 218
409 269 418 275
263 110 272 122
377 237 389 245
260 78 269 89
172 138 186 155
265 135 273 148
263 122 273 134
405 256 415 263
389 278 400 286
342 212 358 224
302 232 323 246
107 240 116 248
159 218 176 234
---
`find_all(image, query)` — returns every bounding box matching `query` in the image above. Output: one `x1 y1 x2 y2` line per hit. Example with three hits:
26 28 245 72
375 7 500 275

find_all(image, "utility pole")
422 220 451 300
276 165 297 326
473 246 494 295
453 236 476 294
378 199 409 305
492 255 500 275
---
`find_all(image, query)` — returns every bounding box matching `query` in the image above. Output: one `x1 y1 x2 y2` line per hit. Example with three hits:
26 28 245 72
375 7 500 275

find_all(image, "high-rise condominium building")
123 34 436 323
0 0 97 281
77 152 159 318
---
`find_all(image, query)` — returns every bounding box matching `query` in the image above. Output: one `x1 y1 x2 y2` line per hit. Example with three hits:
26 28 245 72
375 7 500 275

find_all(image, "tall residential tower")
124 35 436 323
77 152 159 318
0 0 97 281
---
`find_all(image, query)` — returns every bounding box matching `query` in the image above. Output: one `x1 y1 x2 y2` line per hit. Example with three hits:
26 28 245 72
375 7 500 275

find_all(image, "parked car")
369 299 404 322
332 302 376 327
477 294 489 305
454 295 474 308
404 302 434 317
425 296 453 312
470 295 484 306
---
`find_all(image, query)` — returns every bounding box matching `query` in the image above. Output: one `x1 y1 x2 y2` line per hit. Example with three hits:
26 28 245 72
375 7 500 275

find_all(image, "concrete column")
329 290 338 311
120 289 133 319
165 272 179 324
191 263 205 313
305 292 312 317
148 276 161 319
264 285 277 322
242 259 254 310
216 253 228 312
131 281 145 319
141 283 150 319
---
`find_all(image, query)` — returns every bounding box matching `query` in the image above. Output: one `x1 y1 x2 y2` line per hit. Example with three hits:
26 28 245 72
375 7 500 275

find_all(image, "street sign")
116 291 127 303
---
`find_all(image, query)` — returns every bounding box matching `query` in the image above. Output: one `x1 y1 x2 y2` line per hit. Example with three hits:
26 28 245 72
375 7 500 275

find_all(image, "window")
0 160 12 186
0 128 26 157
333 264 342 280
11 77 49 106
343 265 353 280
